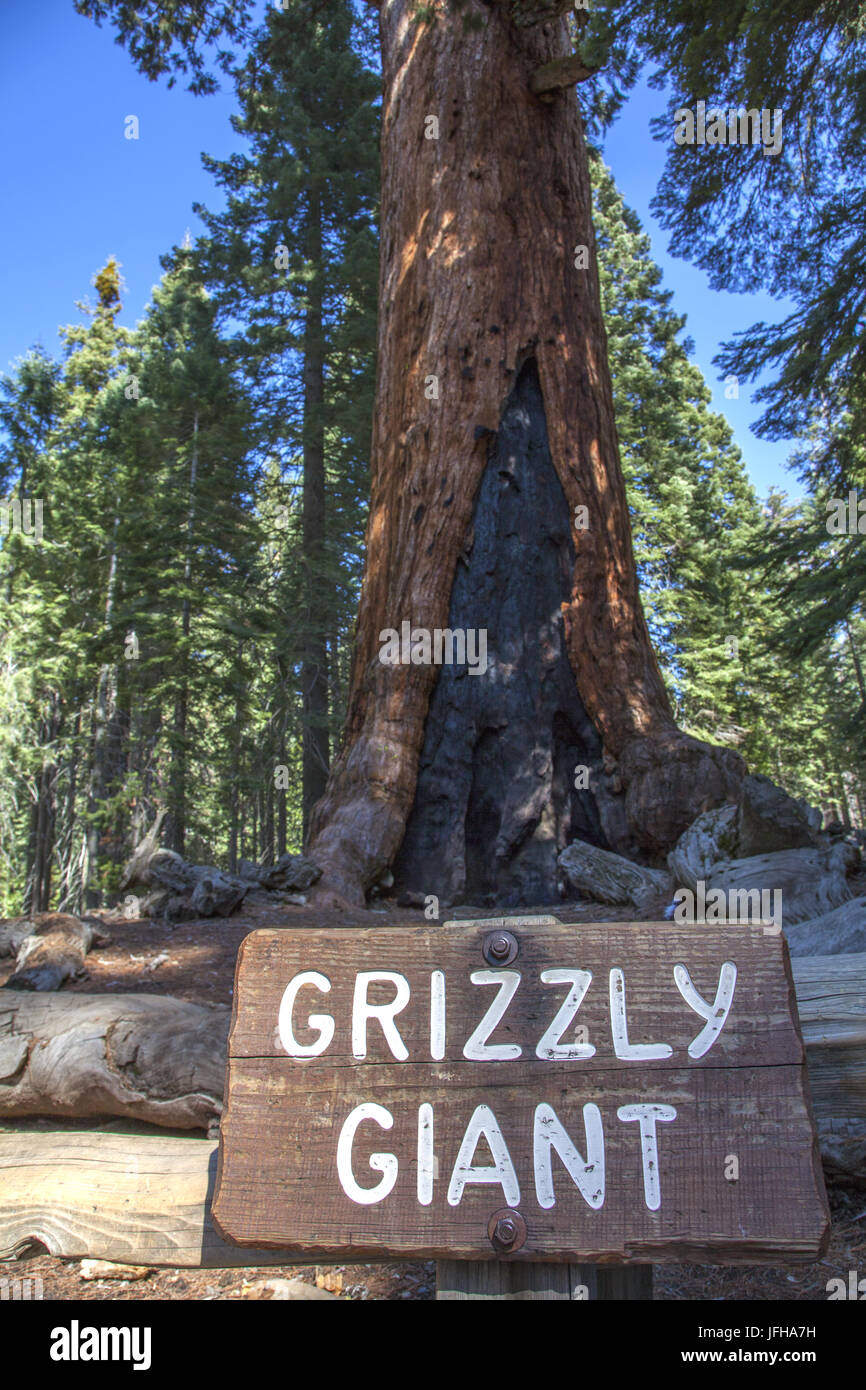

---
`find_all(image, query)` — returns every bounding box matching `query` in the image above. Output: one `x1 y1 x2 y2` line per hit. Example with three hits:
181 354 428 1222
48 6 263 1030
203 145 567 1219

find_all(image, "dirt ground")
2 893 863 1301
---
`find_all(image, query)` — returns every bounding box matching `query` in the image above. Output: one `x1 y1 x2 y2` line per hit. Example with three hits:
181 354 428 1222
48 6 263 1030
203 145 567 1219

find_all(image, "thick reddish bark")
307 0 743 905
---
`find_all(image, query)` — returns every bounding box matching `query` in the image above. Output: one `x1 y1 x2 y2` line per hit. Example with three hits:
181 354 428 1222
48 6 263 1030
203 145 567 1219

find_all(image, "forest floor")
2 894 863 1302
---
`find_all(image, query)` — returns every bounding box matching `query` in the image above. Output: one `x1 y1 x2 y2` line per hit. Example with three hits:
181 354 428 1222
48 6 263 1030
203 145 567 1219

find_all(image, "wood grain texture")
214 921 830 1263
0 993 229 1129
793 951 866 1049
787 897 866 957
0 1131 288 1268
557 841 670 908
794 952 866 1178
706 848 851 926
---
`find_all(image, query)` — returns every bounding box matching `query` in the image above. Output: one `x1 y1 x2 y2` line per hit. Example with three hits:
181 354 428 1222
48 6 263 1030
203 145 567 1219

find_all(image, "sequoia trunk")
307 0 743 906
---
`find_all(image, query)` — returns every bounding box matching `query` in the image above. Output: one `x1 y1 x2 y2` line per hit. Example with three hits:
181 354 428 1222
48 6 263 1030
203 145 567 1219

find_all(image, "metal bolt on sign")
482 929 519 967
488 1208 527 1253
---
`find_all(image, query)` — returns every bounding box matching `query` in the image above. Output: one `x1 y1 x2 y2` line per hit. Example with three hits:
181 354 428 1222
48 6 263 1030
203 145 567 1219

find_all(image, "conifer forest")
2 0 866 1320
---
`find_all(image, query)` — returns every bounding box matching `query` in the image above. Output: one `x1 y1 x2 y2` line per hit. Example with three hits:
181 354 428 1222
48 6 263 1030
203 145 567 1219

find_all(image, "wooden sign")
213 918 830 1263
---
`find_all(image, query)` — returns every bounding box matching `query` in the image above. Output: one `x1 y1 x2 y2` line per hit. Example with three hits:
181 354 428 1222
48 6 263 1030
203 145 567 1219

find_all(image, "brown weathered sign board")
213 918 830 1263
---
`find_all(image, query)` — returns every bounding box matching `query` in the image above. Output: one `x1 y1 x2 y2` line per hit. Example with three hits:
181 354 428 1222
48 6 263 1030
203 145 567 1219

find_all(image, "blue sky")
1 0 797 498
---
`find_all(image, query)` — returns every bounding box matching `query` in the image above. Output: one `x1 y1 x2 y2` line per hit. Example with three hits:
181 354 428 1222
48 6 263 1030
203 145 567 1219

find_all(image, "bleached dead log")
557 841 670 909
705 846 852 926
786 898 866 958
118 809 167 892
668 804 739 893
0 913 109 992
670 777 841 901
792 952 866 1180
0 1130 291 1267
146 850 249 917
0 992 229 1129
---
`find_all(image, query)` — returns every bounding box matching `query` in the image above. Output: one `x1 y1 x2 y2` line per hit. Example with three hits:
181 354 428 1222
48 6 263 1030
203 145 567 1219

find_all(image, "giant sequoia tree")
305 0 743 906
79 0 746 907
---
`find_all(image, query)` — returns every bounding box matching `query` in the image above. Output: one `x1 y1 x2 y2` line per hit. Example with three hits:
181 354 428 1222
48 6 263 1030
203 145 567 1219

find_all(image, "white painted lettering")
536 969 595 1059
617 1103 677 1210
278 971 335 1057
430 970 446 1060
352 971 410 1060
463 970 522 1061
534 1102 605 1209
417 1102 434 1205
609 968 672 1060
447 1103 520 1206
673 961 737 1058
336 1102 399 1205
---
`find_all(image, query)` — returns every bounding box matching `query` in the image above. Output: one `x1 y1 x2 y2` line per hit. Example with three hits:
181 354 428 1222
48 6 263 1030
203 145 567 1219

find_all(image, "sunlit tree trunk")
307 0 743 906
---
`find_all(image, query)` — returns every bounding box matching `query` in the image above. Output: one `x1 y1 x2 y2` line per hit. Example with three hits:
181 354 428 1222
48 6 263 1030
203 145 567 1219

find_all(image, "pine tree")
194 0 379 840
113 248 259 861
592 157 865 816
593 157 762 747
0 252 264 907
581 0 866 472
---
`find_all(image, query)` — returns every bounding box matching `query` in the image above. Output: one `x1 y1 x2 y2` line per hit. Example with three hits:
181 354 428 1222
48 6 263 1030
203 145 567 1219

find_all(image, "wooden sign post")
213 917 829 1293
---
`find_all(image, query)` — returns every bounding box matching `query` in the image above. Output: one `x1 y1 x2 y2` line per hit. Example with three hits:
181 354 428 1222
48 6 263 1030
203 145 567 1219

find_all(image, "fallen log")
0 1130 290 1267
667 805 739 894
123 847 250 921
0 913 109 992
669 791 853 899
118 810 167 892
706 846 852 926
120 823 320 920
786 898 866 957
145 850 250 919
557 841 670 909
0 993 229 1130
736 773 822 857
257 853 321 894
